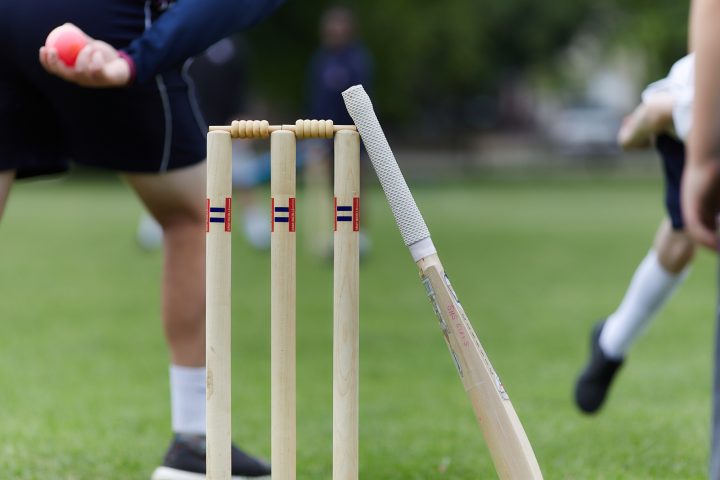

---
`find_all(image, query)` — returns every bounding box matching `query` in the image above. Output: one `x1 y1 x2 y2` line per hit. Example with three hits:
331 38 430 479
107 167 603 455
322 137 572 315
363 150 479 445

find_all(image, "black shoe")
151 434 271 479
574 321 624 414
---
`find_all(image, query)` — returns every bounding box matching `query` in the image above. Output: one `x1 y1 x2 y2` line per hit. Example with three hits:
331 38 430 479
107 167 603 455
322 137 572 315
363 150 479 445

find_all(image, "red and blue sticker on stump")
334 197 360 232
206 198 232 232
272 197 296 233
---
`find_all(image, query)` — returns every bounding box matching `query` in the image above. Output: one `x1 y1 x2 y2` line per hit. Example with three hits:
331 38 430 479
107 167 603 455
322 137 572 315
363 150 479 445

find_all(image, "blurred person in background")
0 0 285 478
575 54 696 414
302 5 372 257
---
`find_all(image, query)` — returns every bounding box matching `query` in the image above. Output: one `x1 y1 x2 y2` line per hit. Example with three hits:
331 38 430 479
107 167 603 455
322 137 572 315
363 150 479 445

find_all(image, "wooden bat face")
421 261 508 401
418 254 542 479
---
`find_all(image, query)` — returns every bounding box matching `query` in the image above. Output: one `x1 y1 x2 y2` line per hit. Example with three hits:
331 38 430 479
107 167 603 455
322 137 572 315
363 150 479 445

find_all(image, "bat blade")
419 254 542 479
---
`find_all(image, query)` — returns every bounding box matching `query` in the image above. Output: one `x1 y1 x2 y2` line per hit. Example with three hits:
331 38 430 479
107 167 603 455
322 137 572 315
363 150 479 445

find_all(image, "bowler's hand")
682 159 720 250
40 33 131 88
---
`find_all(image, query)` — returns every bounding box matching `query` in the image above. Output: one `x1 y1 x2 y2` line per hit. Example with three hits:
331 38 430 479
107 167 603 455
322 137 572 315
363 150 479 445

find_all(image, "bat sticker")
442 273 484 351
422 277 448 334
422 275 463 378
440 272 509 400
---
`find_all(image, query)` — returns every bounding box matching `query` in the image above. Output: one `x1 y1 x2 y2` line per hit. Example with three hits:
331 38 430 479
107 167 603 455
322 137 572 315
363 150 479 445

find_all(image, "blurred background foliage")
244 0 689 127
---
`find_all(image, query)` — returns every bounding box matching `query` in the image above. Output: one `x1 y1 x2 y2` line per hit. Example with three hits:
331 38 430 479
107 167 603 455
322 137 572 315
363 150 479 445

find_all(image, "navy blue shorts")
0 0 206 178
655 134 685 230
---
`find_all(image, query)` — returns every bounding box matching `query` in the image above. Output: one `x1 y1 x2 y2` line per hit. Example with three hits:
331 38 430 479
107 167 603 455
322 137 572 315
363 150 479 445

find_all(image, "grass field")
0 172 716 479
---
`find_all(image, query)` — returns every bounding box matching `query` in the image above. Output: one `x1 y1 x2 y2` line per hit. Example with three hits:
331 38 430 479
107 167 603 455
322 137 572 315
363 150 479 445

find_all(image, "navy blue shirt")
307 43 372 125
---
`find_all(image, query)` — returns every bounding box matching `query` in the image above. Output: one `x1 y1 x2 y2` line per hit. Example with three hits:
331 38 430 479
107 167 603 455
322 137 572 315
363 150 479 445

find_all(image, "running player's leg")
654 218 695 274
575 133 691 414
599 219 692 360
575 218 691 414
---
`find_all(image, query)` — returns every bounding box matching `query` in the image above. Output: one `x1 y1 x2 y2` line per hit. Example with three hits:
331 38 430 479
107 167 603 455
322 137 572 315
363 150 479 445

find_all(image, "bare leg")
0 170 16 219
124 162 206 367
653 218 695 274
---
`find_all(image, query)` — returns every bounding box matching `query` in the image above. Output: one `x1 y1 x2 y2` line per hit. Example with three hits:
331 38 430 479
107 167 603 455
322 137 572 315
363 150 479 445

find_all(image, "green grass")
0 173 715 479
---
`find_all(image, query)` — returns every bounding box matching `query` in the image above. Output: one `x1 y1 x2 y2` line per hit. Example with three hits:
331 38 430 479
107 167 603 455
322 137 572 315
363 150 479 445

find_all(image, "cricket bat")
342 85 542 479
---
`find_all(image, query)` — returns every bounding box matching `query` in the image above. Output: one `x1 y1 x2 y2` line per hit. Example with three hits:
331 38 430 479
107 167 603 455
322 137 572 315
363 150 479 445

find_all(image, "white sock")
599 250 687 359
170 365 206 436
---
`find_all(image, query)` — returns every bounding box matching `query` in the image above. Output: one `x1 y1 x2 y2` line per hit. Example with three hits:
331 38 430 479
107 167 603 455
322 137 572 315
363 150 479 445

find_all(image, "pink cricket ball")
45 24 88 67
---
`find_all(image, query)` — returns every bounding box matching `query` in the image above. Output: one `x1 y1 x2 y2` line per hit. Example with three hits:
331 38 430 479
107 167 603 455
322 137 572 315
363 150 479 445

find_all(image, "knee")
657 232 695 274
154 201 206 237
165 310 205 343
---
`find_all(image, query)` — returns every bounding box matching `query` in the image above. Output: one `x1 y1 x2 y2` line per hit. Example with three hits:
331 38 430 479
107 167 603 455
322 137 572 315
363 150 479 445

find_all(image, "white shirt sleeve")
641 54 695 142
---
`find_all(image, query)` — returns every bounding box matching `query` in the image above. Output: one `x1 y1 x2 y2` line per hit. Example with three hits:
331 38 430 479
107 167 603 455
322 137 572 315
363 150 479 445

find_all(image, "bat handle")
342 85 436 260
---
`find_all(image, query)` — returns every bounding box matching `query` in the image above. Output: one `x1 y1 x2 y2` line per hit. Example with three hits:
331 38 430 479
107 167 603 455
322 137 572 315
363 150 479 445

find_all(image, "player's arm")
682 0 720 249
123 0 285 84
39 0 286 88
617 94 675 150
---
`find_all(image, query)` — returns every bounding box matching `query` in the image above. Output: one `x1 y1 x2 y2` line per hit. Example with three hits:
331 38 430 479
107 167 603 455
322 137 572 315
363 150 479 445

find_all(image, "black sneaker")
574 321 624 414
151 434 271 479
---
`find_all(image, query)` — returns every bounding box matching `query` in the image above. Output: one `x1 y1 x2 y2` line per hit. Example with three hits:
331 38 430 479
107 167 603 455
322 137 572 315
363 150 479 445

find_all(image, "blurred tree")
607 0 689 79
243 0 688 127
